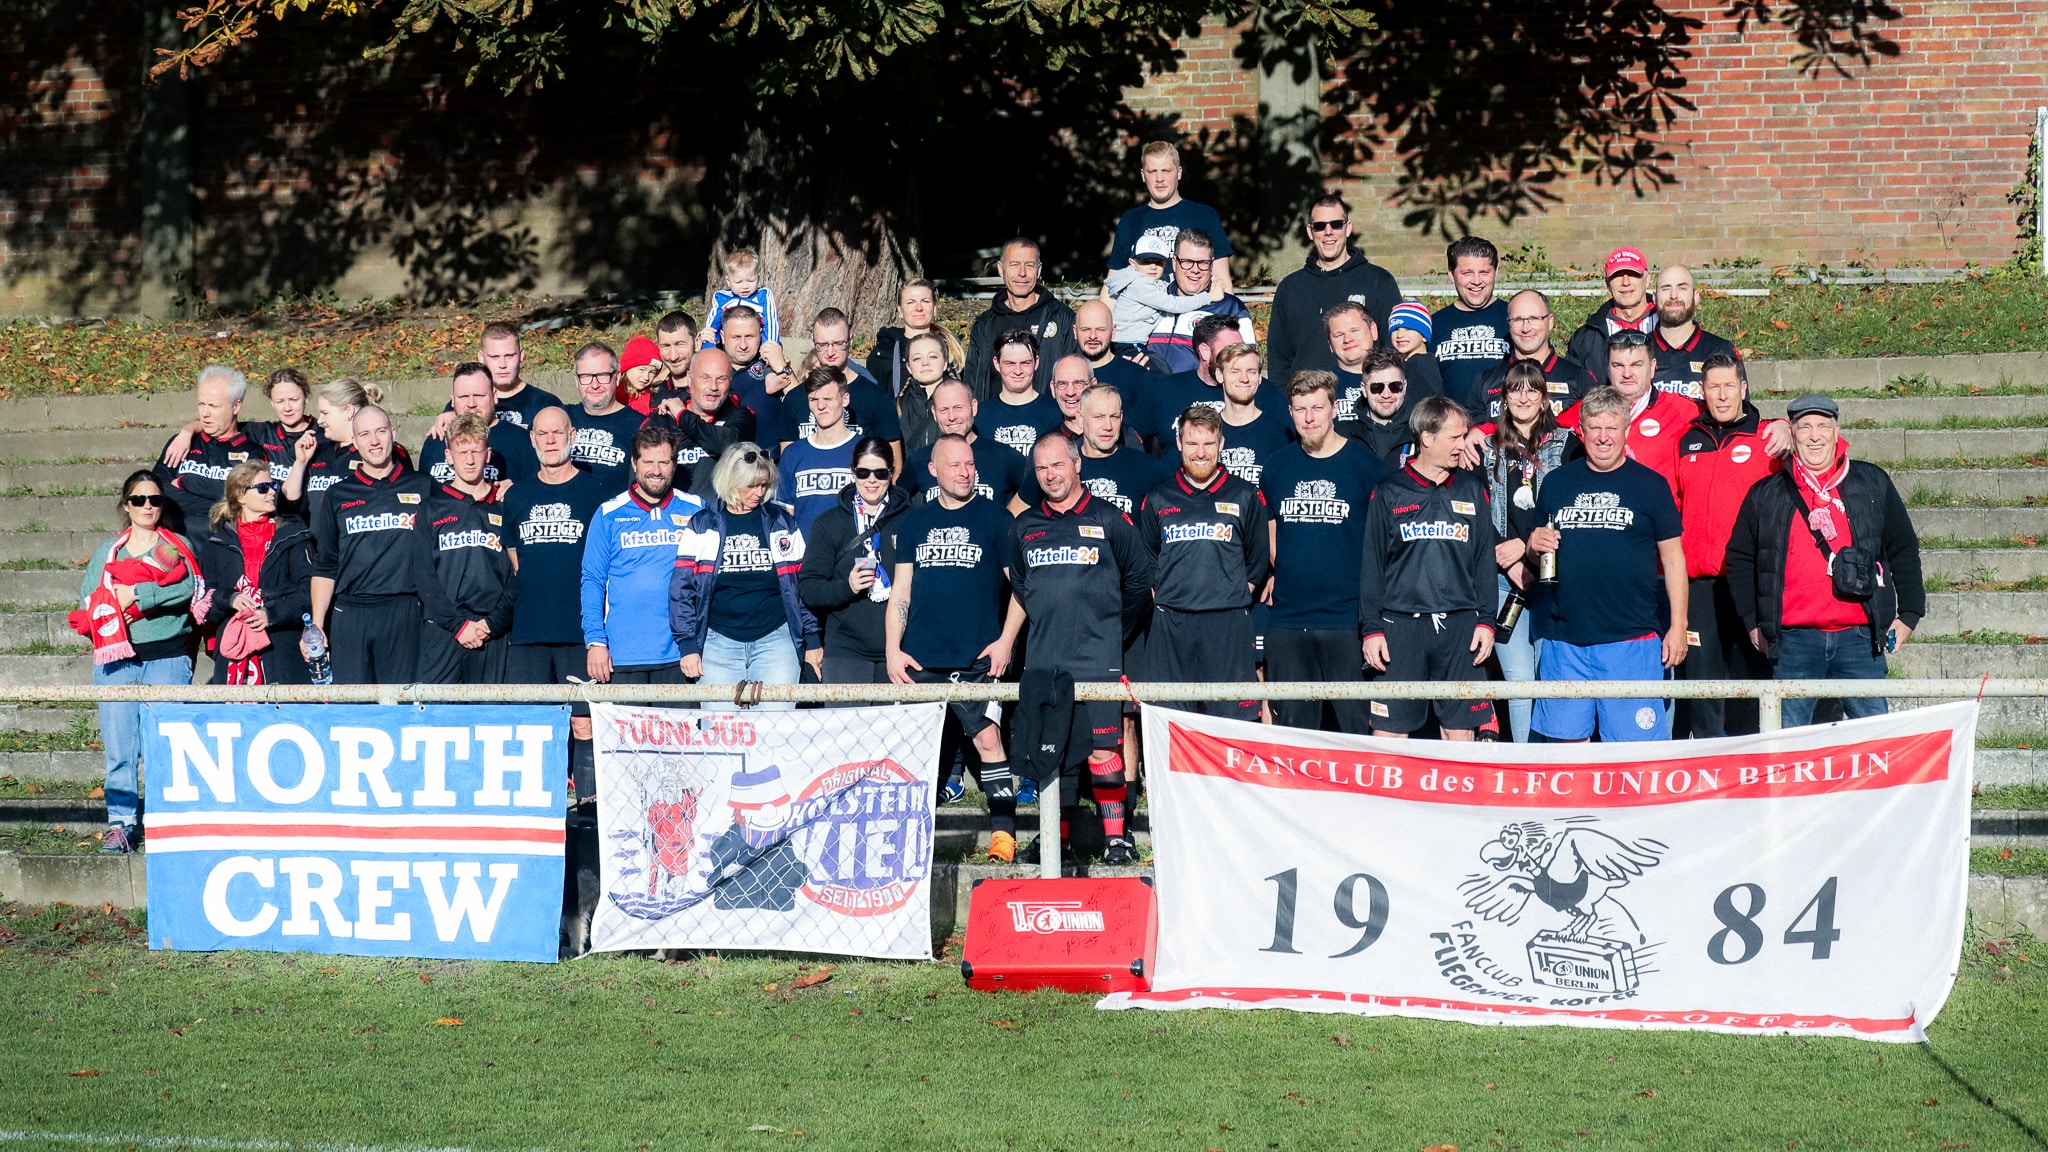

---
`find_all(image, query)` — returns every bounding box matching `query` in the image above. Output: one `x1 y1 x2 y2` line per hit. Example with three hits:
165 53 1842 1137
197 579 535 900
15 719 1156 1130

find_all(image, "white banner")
590 703 943 959
1104 702 1975 1042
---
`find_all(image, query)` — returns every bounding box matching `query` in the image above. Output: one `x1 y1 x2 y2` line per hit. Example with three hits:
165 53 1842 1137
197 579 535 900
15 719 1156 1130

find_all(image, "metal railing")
13 678 2042 734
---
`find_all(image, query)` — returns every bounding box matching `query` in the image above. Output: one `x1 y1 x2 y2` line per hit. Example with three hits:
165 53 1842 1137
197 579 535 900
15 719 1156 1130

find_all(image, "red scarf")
1794 446 1852 543
69 529 196 664
222 517 279 684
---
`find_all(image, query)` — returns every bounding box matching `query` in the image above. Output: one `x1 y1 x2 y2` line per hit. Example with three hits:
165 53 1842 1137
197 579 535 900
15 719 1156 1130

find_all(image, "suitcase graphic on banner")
960 877 1157 993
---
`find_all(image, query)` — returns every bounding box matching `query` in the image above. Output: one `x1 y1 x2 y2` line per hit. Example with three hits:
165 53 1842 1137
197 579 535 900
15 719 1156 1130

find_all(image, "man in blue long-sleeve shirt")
580 425 704 686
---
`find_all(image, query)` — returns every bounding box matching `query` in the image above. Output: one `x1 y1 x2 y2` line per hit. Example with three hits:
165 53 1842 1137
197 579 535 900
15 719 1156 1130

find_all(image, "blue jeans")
699 627 802 711
1773 625 1889 728
95 652 194 827
1495 575 1537 743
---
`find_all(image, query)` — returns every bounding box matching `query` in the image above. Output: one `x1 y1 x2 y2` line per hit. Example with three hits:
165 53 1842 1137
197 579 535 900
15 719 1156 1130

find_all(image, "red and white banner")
1102 702 1976 1042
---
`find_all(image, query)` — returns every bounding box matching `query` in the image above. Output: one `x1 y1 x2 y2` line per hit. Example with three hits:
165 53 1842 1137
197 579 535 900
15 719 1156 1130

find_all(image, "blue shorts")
1533 636 1669 742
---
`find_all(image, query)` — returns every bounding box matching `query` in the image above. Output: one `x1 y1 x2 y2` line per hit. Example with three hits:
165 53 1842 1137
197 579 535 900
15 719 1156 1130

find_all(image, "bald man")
1649 265 1739 402
1072 298 1155 393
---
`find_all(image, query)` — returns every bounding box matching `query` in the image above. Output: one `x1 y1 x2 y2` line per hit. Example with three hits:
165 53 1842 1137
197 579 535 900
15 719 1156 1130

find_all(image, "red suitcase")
960 876 1158 994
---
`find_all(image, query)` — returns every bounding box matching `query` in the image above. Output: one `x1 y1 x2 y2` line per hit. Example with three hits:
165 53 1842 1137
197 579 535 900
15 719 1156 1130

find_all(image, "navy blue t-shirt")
1218 406 1296 488
502 467 606 646
417 419 538 486
1431 299 1512 412
710 508 787 642
905 436 1028 508
1020 445 1171 516
981 392 1064 459
1106 200 1234 271
491 385 566 431
725 360 782 449
777 377 904 447
1259 440 1386 630
1531 458 1683 647
892 495 1014 668
1090 354 1153 397
567 405 644 496
775 435 857 534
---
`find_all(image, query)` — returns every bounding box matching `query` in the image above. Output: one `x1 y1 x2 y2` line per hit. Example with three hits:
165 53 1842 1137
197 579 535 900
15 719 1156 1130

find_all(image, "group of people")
81 145 1926 893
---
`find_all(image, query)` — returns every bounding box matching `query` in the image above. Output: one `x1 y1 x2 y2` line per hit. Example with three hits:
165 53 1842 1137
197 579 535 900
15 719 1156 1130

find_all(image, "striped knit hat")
1387 301 1432 342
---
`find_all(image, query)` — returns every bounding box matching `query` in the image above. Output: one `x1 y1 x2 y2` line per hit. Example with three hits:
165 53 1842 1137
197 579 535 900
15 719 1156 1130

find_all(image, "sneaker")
100 824 132 854
1102 835 1139 865
986 831 1016 864
1015 776 1039 807
940 777 965 805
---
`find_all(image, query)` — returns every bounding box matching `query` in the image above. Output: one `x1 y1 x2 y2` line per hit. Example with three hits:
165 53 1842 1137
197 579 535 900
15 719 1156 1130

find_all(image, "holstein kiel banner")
143 705 568 963
591 703 942 959
1104 702 1975 1042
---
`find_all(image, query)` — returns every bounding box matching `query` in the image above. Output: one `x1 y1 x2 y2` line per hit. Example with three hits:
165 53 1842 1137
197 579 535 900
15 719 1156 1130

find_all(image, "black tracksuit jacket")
415 483 517 637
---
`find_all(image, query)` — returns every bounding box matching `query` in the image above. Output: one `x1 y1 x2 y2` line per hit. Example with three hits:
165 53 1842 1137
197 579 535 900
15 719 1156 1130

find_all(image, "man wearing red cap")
568 341 649 495
1567 247 1658 387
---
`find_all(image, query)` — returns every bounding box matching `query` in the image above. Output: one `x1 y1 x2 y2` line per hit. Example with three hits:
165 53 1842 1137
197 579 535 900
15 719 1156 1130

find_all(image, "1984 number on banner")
1103 702 1975 1042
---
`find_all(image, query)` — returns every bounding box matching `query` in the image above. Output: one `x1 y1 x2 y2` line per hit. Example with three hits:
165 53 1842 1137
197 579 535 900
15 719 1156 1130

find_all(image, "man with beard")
1072 298 1154 393
417 362 541 486
1649 266 1740 401
1346 348 1418 473
581 425 705 687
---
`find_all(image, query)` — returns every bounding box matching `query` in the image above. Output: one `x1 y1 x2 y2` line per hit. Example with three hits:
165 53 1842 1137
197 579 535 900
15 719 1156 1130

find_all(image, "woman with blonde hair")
196 459 319 686
290 377 410 501
668 443 821 709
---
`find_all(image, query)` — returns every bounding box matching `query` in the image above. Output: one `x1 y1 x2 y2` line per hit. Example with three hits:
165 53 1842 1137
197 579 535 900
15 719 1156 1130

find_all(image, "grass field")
0 905 2042 1152
4 276 2046 397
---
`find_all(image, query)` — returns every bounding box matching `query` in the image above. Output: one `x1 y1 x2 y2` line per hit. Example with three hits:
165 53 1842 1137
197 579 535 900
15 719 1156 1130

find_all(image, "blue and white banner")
590 703 943 959
142 705 569 963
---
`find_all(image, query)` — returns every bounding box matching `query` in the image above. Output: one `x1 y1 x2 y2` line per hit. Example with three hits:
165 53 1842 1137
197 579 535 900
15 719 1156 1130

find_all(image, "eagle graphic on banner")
1458 819 1666 945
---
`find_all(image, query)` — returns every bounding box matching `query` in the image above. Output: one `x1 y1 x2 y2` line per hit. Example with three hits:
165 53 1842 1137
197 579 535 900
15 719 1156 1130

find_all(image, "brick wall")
1127 0 2048 279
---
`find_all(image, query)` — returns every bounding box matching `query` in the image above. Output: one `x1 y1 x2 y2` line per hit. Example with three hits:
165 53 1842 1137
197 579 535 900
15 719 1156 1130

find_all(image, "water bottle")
301 613 333 685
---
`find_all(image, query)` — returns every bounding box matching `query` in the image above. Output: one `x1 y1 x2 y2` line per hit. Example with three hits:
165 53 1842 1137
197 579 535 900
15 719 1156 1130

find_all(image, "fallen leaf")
418 973 432 984
1770 319 1792 331
2000 848 2015 861
69 1069 100 1077
318 967 339 975
792 966 836 989
1924 1098 1940 1106
1423 1145 1460 1152
848 1009 861 1016
988 1019 1016 1028
1333 1030 1351 1048
1640 1088 1658 1097
762 983 779 994
1484 1082 1497 1090
434 1018 463 1027
101 902 114 917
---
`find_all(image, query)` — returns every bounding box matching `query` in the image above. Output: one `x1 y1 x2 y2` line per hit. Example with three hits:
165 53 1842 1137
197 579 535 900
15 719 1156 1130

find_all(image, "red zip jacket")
1674 404 1781 578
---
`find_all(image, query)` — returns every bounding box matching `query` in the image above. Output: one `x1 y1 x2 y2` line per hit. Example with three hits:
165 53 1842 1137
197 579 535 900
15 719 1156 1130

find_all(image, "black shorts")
419 629 508 685
1081 698 1123 750
908 659 1004 737
330 596 420 685
508 642 589 717
1148 605 1259 722
1372 610 1494 733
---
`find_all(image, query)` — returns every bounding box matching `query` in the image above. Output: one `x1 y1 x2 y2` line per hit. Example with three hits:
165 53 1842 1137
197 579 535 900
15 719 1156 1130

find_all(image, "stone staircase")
0 362 2042 929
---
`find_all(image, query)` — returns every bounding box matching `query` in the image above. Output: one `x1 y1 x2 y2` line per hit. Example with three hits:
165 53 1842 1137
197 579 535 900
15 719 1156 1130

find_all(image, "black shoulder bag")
1786 471 1881 600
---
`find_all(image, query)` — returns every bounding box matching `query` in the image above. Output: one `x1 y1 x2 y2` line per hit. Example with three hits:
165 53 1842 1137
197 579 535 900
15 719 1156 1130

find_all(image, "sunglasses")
736 449 764 466
1366 380 1407 395
251 481 281 495
1308 219 1347 233
1607 330 1650 348
125 493 167 508
851 466 891 481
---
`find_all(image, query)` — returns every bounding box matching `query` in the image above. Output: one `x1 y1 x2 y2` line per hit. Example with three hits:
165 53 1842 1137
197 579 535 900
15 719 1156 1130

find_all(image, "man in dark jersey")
308 405 436 684
415 414 516 684
417 363 539 486
902 379 1029 510
1006 430 1153 865
565 342 647 494
886 434 1023 862
1359 396 1499 740
1138 406 1269 722
1648 265 1740 401
1260 370 1386 733
155 364 258 538
981 329 1065 459
1470 289 1599 419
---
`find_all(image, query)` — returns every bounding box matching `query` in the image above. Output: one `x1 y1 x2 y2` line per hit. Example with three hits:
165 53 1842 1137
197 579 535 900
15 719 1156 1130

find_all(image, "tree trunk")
710 124 916 351
138 0 193 318
1254 4 1323 276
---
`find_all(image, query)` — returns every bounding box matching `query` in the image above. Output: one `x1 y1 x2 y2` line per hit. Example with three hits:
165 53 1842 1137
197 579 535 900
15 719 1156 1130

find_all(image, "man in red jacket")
1672 353 1781 737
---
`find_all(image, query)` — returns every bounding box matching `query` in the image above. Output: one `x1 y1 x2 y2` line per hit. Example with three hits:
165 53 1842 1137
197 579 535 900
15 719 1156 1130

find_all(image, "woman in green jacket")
78 471 198 852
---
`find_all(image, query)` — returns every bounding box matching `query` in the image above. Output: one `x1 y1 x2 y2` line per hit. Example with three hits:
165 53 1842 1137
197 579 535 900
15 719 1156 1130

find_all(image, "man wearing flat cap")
1723 394 1925 728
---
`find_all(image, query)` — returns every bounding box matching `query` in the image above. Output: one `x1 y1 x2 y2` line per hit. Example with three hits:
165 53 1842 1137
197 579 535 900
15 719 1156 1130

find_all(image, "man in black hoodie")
1266 192 1404 384
963 238 1078 399
1565 246 1658 387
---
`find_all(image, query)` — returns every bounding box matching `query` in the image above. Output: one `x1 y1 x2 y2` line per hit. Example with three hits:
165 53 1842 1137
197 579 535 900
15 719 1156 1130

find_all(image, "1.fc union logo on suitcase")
1008 901 1106 934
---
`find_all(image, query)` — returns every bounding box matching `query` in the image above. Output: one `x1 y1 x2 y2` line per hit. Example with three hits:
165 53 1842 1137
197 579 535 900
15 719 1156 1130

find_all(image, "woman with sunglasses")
78 472 201 852
797 436 911 686
1479 360 1575 743
196 459 319 686
670 443 823 709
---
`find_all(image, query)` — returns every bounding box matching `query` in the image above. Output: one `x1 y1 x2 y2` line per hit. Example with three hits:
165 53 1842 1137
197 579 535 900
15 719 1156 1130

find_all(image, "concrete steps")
1892 467 2048 502
1759 396 2048 422
0 530 104 564
1911 506 2048 543
1922 549 2048 582
0 570 87 605
1921 591 2048 635
0 656 90 685
0 749 104 781
1848 428 2048 466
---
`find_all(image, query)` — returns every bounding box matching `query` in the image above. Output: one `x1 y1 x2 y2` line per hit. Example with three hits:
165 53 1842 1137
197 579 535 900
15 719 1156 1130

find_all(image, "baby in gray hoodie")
1103 233 1224 349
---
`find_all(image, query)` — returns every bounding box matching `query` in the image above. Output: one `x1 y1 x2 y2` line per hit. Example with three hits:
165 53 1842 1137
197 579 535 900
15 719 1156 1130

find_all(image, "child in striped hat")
1387 301 1433 358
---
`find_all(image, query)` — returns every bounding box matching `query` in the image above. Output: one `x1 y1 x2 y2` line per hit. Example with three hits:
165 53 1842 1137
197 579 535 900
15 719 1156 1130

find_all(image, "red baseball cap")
620 335 661 374
1604 247 1649 279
